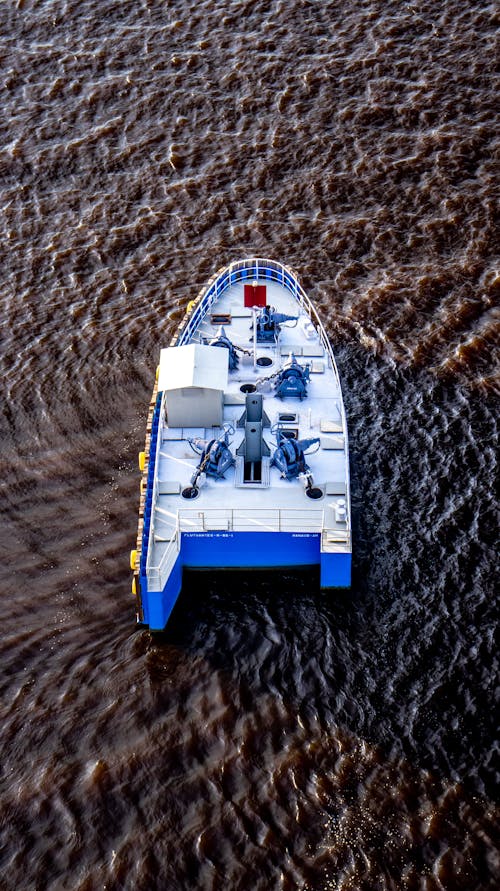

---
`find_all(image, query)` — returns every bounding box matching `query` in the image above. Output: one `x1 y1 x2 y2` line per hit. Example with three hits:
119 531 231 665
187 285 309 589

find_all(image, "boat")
130 258 351 631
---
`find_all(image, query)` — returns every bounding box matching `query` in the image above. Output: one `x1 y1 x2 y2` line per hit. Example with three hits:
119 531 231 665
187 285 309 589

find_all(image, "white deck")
146 276 351 589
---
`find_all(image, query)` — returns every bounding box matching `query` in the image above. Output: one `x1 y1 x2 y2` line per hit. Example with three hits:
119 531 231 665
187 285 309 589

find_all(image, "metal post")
252 305 257 370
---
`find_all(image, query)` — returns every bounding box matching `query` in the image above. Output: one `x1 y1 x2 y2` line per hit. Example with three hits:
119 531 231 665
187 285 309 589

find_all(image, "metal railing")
176 506 325 533
144 389 168 583
147 529 180 592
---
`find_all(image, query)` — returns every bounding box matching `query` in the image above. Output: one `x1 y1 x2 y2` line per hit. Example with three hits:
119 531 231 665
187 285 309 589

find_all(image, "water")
0 1 498 888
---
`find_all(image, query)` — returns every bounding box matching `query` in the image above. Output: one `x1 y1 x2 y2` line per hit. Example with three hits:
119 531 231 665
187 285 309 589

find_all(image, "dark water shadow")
140 351 498 799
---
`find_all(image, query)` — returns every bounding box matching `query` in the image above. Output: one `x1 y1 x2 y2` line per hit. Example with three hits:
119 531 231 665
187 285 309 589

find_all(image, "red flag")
244 284 267 307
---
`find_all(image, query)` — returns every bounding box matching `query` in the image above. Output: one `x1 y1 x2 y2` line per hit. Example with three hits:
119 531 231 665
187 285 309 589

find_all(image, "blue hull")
140 531 351 631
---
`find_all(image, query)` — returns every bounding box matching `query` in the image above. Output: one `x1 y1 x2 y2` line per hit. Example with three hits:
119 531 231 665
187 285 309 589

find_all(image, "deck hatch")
235 456 271 487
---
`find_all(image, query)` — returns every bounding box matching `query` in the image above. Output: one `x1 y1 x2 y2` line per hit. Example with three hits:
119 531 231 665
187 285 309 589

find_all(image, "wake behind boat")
130 258 351 631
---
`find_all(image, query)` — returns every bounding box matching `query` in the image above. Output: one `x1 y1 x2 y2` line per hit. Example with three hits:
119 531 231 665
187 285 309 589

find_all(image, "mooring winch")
274 353 310 399
188 425 235 486
252 305 298 343
208 326 241 370
271 434 320 481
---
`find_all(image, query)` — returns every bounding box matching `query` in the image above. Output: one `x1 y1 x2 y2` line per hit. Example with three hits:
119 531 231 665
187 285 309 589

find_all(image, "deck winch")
253 305 298 343
274 353 310 399
188 425 235 487
271 434 320 483
209 326 240 370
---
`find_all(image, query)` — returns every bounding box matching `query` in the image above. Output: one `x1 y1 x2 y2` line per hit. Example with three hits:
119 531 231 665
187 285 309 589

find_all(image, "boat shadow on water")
136 349 498 802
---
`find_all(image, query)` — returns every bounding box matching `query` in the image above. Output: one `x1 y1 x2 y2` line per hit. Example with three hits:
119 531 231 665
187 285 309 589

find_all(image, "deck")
144 273 351 594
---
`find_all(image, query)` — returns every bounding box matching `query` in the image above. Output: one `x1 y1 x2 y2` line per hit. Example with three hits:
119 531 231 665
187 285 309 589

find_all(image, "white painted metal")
158 343 228 427
158 343 228 393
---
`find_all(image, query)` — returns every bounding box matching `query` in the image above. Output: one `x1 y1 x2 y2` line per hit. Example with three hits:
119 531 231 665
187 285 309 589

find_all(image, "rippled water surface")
1 1 498 889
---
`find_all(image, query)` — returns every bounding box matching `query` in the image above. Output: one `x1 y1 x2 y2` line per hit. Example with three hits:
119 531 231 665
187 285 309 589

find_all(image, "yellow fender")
130 549 138 571
132 576 137 596
155 365 160 381
187 299 196 313
138 451 146 472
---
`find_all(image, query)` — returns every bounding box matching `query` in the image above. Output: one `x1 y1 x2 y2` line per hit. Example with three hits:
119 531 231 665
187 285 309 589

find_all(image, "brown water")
0 1 498 889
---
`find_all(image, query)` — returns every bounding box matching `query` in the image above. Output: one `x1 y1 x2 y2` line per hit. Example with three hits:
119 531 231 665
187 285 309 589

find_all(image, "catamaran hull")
139 531 351 631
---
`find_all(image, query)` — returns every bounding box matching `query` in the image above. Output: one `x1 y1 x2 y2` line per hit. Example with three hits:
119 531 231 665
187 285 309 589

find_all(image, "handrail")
145 390 171 580
176 506 325 533
147 529 180 590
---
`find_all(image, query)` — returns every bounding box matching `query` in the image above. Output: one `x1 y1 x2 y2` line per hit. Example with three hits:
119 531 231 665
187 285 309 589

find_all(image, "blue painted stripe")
144 551 183 631
181 530 321 569
320 552 351 588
